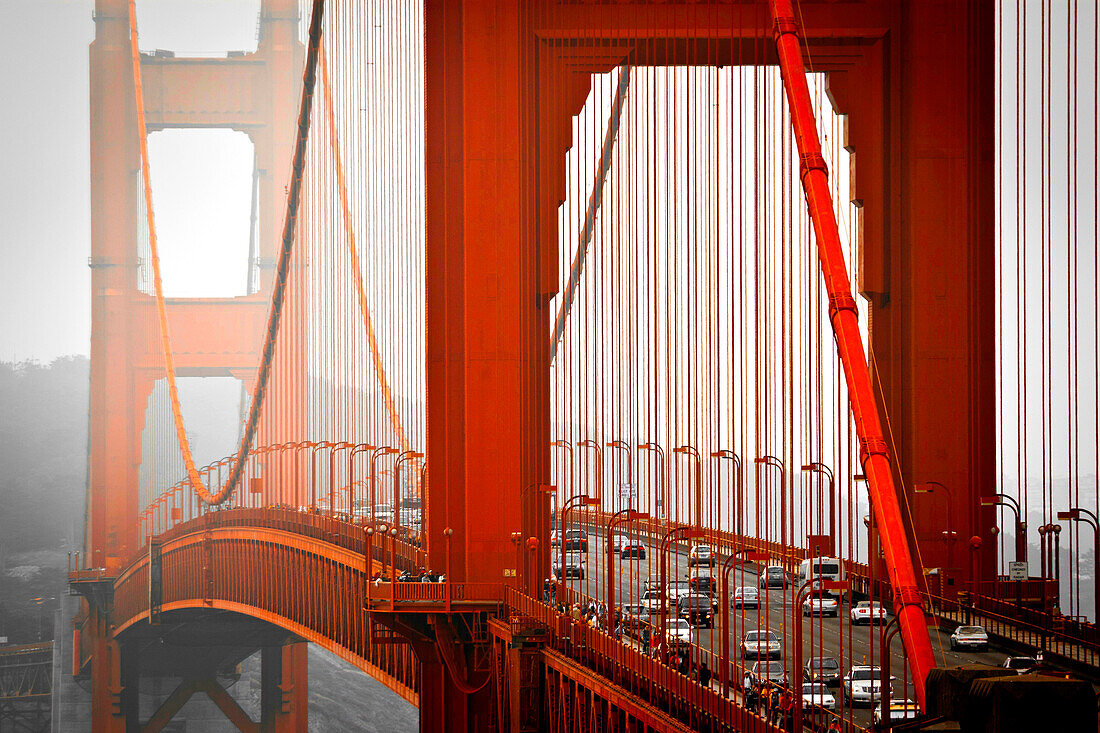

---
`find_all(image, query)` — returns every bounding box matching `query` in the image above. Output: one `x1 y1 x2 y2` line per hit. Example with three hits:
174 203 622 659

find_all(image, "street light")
914 481 956 571
370 446 399 522
550 440 574 509
577 440 604 503
801 462 836 543
711 450 743 537
1057 508 1098 618
522 482 556 597
756 456 787 549
657 526 705 662
638 443 667 521
393 450 425 543
328 442 356 515
559 495 601 607
347 444 377 517
605 440 633 511
718 548 768 696
793 579 850 733
606 509 648 623
980 493 1025 562
673 445 703 528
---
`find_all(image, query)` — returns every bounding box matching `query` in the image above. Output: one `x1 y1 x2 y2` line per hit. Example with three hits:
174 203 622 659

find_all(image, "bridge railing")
504 587 861 733
924 591 1100 669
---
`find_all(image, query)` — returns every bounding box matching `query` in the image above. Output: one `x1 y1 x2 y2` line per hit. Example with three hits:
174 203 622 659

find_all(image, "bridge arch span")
111 511 420 706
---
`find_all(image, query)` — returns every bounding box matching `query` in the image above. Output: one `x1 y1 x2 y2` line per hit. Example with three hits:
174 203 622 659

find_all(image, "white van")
798 556 843 594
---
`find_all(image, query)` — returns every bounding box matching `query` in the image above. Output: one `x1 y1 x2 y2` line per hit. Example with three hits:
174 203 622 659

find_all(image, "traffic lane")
561 533 1025 723
566 531 1017 671
562 536 918 708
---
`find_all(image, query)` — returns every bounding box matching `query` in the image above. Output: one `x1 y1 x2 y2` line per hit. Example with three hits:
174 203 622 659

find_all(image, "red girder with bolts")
77 0 1007 731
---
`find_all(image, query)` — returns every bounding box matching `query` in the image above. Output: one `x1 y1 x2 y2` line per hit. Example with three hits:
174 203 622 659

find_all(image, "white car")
850 600 887 625
950 625 989 651
689 544 716 567
873 699 920 725
843 666 892 707
641 589 663 614
611 533 629 552
663 617 693 646
801 682 836 711
666 580 691 602
370 503 394 523
740 630 781 660
734 586 759 609
802 592 839 617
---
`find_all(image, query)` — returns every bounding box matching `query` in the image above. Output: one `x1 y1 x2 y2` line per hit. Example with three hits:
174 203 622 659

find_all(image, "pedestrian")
779 690 794 729
745 681 759 714
697 660 711 688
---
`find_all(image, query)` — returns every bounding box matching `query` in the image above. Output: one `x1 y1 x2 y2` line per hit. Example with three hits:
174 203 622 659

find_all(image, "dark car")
759 565 788 589
804 656 841 686
621 540 647 559
563 529 588 553
677 594 714 628
688 575 717 596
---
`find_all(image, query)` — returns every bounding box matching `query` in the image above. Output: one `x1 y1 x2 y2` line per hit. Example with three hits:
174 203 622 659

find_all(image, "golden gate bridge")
67 0 1100 731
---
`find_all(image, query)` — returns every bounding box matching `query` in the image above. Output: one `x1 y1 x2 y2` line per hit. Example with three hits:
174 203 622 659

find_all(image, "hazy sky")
0 0 261 362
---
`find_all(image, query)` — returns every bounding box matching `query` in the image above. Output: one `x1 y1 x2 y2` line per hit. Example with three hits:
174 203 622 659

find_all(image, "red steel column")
425 0 547 587
260 642 308 732
878 0 998 583
89 0 141 572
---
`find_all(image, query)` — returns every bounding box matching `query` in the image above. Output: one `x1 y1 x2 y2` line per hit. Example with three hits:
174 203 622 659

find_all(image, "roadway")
553 527 1022 729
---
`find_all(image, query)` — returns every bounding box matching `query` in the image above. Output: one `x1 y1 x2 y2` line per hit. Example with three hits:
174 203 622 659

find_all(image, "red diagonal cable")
769 0 937 707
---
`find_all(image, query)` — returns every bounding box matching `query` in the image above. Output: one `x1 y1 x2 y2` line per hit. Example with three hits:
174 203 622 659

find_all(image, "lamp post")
878 615 903 729
915 482 956 572
1057 508 1099 619
370 446 398 523
577 440 604 503
658 526 705 663
605 440 634 511
673 445 703 528
328 442 355 516
347 444 376 517
711 450 743 538
393 450 424 544
559 495 600 607
793 579 850 733
522 482 556 597
606 509 648 625
756 456 787 550
980 493 1025 563
801 462 836 543
719 548 768 696
638 443 667 521
550 440 574 507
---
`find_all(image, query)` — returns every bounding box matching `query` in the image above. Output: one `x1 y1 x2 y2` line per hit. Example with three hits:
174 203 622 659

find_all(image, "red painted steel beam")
769 0 936 707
